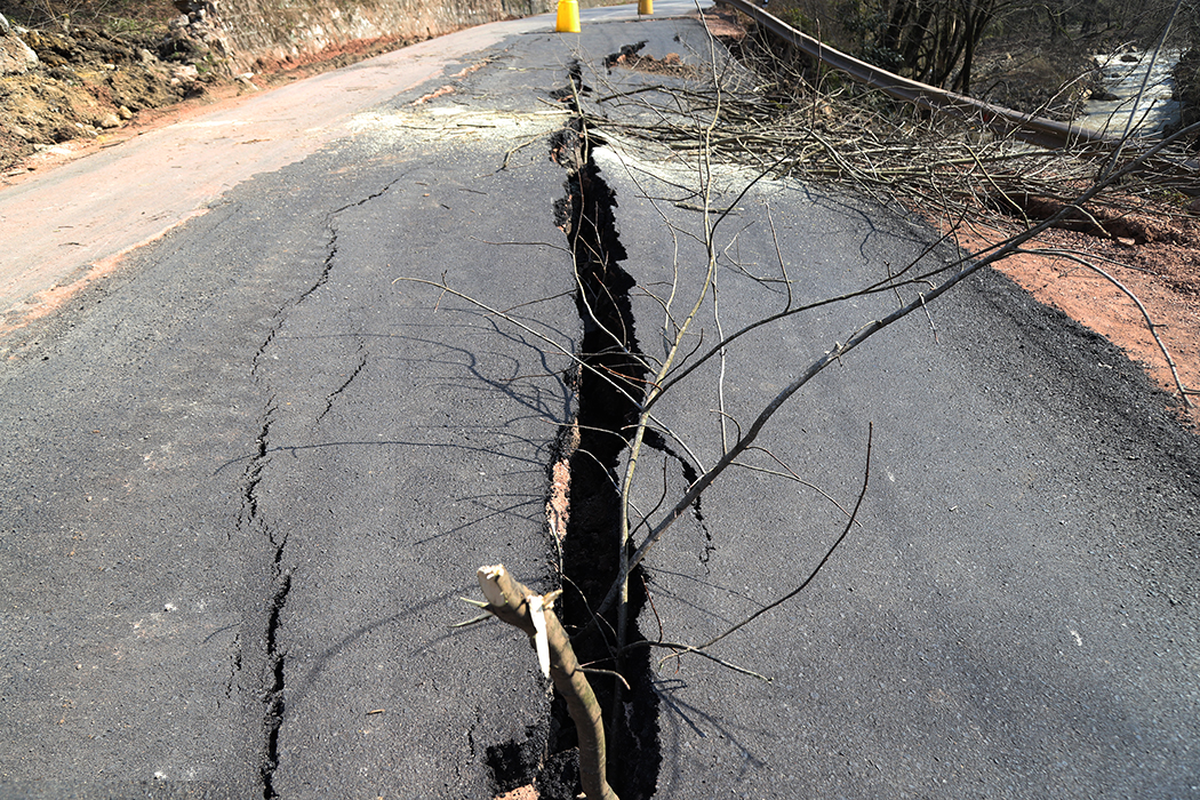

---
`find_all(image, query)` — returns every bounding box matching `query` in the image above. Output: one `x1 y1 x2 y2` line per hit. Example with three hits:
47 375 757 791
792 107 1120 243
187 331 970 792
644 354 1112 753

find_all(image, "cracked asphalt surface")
2 3 1198 798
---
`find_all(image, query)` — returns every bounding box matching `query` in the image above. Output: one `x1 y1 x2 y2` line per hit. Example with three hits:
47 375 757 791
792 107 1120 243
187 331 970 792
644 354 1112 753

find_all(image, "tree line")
771 0 1194 97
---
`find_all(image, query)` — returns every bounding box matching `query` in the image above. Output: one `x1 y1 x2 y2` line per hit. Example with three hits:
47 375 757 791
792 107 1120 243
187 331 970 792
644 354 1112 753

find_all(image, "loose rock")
0 15 219 171
0 29 39 75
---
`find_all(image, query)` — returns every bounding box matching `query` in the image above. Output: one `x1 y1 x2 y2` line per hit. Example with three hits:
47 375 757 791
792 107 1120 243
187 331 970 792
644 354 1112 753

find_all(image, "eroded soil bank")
0 0 442 173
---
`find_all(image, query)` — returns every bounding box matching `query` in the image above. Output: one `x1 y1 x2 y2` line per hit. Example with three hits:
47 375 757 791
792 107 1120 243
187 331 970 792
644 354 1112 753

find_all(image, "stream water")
1078 48 1182 136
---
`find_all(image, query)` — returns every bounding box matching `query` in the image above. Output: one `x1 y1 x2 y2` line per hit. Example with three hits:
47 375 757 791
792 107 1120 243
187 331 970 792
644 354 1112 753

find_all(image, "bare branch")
697 423 873 652
593 122 1200 620
1017 246 1193 408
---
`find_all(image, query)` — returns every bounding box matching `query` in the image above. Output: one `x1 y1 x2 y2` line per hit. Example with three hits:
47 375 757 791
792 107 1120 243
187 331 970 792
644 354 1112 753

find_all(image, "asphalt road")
1 3 1198 799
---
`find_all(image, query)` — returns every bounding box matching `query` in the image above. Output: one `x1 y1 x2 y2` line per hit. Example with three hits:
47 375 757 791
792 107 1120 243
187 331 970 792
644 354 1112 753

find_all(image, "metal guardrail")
717 0 1116 150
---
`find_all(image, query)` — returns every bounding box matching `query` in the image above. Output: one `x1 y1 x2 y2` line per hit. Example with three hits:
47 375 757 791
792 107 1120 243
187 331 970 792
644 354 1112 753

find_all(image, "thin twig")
1018 246 1193 408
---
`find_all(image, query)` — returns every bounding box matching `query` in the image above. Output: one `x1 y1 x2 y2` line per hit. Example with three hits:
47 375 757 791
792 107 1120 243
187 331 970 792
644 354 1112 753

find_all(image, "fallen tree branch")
475 565 618 800
1018 247 1194 408
590 123 1199 620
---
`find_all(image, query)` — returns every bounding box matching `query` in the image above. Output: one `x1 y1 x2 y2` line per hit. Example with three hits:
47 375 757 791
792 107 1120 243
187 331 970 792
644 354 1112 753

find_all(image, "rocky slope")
0 3 233 171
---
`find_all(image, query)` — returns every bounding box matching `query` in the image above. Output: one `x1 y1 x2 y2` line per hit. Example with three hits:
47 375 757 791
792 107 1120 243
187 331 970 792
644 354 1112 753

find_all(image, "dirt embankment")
954 41 1200 427
1 0 230 172
0 0 467 174
941 45 1200 428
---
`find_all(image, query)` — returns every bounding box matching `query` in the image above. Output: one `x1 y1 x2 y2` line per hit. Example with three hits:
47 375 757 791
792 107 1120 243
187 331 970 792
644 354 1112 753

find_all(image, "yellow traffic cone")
556 0 580 32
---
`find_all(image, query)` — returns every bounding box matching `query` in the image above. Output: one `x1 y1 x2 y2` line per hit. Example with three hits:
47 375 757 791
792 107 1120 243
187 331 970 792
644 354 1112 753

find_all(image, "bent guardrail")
717 0 1115 150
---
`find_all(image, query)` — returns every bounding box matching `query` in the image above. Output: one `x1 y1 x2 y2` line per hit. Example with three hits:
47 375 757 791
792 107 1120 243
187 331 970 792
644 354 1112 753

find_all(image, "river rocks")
1079 48 1183 135
1089 87 1121 102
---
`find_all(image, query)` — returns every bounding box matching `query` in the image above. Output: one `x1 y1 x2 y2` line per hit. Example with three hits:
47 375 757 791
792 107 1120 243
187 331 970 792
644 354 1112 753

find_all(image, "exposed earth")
2 3 1197 434
959 31 1199 430
0 0 422 174
1 0 213 172
948 199 1200 430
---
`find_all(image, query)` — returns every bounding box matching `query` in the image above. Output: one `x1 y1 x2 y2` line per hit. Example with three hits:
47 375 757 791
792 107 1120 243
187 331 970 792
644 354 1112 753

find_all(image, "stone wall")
178 0 561 73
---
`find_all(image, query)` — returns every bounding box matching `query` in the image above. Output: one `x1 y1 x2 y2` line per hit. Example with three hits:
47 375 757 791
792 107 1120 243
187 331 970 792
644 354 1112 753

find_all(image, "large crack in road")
489 65 672 800
547 117 662 800
239 180 402 799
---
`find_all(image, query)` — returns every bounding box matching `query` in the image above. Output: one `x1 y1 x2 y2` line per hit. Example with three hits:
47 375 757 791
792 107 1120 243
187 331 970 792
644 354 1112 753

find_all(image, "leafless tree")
417 14 1196 799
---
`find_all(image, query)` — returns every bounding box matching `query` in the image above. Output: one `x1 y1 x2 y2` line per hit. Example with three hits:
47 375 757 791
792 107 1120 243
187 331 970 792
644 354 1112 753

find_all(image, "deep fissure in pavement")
552 117 663 800
487 90 662 796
